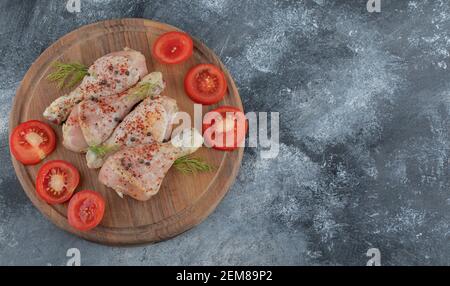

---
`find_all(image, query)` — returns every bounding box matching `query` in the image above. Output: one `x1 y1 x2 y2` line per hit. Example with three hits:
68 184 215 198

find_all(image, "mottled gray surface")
0 0 449 266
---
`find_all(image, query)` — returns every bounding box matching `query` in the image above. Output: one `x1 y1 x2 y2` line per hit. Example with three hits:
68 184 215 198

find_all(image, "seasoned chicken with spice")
62 72 165 152
44 48 148 124
85 95 178 168
99 128 203 201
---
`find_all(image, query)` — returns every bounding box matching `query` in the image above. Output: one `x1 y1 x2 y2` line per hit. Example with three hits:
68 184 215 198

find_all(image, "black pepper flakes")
130 137 136 142
125 70 130 76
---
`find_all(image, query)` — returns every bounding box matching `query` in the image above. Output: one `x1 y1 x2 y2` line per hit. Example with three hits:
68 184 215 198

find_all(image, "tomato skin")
153 31 193 64
10 120 56 165
184 64 228 105
202 106 247 151
68 190 105 232
36 160 80 204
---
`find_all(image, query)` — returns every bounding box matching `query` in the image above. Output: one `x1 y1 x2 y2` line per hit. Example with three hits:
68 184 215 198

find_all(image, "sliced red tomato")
184 64 228 105
153 31 193 64
36 160 80 204
203 106 247 151
10 120 56 165
68 190 105 232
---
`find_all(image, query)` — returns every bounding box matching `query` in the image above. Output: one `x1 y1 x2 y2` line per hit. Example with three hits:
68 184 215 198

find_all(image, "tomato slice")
202 106 247 151
153 31 193 64
10 120 56 165
184 64 228 105
68 190 105 231
36 160 80 204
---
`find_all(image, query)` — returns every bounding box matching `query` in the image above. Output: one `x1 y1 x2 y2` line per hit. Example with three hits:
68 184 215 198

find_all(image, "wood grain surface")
9 18 244 245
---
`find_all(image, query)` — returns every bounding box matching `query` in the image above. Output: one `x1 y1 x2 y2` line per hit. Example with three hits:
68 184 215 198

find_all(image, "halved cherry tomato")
36 160 80 204
68 190 105 232
202 106 247 151
184 64 228 105
153 31 193 64
10 120 56 165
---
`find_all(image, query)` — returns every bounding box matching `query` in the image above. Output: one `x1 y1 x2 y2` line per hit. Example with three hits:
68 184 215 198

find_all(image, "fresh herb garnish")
47 61 89 89
173 155 214 174
133 82 156 99
89 145 118 157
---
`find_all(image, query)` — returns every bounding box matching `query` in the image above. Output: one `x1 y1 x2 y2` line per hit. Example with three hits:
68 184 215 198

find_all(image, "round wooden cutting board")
9 19 244 245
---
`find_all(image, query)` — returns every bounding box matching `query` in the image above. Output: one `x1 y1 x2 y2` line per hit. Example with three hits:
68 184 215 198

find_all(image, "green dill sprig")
173 155 214 174
47 61 89 89
134 82 155 98
89 145 118 157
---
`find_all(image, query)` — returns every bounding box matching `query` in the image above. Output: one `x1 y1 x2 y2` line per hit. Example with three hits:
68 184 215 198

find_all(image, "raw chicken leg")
99 128 203 201
44 48 148 124
78 72 165 146
61 104 89 152
85 95 178 168
62 72 165 152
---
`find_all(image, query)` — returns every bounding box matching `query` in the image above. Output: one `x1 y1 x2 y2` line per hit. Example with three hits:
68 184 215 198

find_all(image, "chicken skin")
44 48 148 124
85 95 178 168
99 128 203 201
78 72 165 146
62 104 89 152
62 72 165 152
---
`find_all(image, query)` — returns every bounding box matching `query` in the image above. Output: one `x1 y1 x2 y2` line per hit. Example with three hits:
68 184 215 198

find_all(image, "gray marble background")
0 0 449 266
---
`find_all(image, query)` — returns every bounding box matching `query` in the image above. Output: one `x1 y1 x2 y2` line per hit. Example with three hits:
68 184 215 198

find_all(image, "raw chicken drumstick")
85 95 178 169
99 128 204 201
62 72 165 153
43 48 148 124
